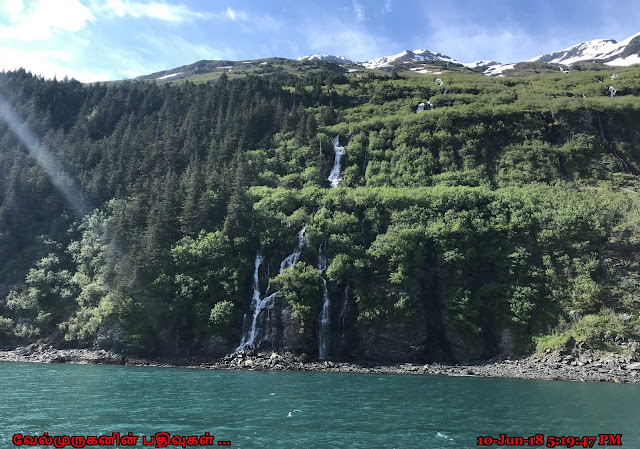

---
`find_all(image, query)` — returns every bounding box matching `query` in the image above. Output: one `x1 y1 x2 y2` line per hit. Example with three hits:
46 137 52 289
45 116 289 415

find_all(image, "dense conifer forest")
1 65 639 361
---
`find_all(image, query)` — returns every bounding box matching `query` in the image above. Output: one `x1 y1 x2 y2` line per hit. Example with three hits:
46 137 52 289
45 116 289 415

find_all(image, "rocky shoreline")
1 344 640 383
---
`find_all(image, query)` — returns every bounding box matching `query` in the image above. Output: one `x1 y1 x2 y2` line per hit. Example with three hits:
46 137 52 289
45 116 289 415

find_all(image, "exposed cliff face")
280 304 307 352
227 248 495 363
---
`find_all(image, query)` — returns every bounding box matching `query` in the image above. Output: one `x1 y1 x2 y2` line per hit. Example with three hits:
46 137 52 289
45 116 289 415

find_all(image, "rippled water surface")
1 362 639 448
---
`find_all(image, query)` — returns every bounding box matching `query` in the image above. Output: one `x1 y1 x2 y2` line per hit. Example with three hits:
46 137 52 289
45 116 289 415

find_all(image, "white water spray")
317 241 330 360
237 253 265 349
328 136 346 188
337 282 351 356
417 102 434 113
238 227 307 350
280 227 306 272
318 279 330 359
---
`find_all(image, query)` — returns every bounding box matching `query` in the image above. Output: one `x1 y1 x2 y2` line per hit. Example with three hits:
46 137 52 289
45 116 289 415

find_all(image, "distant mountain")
529 32 640 66
137 32 640 83
361 49 460 69
136 57 346 82
297 54 355 65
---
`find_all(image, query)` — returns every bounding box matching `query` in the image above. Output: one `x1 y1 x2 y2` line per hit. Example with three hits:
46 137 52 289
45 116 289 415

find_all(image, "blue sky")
0 0 638 82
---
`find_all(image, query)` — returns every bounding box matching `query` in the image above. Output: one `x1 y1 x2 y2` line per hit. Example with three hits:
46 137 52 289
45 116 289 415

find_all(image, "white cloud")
421 9 567 64
92 2 252 24
0 47 110 82
303 19 397 62
95 0 211 22
223 6 247 22
1 0 24 22
131 32 237 67
581 0 640 44
352 0 365 22
383 0 392 14
255 13 280 32
417 1 640 64
0 0 94 42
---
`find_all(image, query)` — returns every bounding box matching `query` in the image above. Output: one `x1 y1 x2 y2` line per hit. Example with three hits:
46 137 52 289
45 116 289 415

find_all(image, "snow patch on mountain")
483 64 515 77
529 32 640 65
409 67 432 73
465 60 501 69
156 72 183 80
297 54 355 65
605 54 640 66
362 49 459 69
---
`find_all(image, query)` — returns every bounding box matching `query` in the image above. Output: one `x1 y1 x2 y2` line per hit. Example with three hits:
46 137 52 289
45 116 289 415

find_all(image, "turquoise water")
1 362 639 448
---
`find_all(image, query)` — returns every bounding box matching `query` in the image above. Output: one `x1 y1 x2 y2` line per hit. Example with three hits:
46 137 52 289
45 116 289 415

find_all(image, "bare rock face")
447 327 486 362
280 306 307 353
201 336 235 358
95 322 145 356
358 321 428 363
499 328 516 357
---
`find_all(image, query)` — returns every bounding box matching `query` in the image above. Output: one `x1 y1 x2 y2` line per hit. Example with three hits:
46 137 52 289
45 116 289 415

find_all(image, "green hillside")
136 58 363 83
1 64 639 361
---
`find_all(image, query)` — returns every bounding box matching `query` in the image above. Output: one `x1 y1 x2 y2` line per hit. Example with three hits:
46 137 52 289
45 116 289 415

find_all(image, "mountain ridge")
294 32 640 75
137 32 640 82
529 32 640 66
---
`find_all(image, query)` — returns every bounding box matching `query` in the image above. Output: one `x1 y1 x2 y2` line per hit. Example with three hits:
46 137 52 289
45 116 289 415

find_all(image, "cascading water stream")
238 228 306 350
237 253 264 350
338 282 351 356
280 227 306 272
317 241 330 360
328 136 346 188
418 101 434 113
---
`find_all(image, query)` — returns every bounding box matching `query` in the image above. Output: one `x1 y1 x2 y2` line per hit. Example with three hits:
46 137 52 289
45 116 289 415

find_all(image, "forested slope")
1 66 639 361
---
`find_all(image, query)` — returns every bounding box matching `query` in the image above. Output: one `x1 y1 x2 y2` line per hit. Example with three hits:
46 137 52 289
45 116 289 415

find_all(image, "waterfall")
317 241 330 360
328 136 346 188
338 282 351 357
238 227 307 350
609 86 617 98
317 241 327 272
280 227 306 272
339 283 350 329
244 292 277 349
318 279 330 359
417 101 434 113
237 253 264 350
